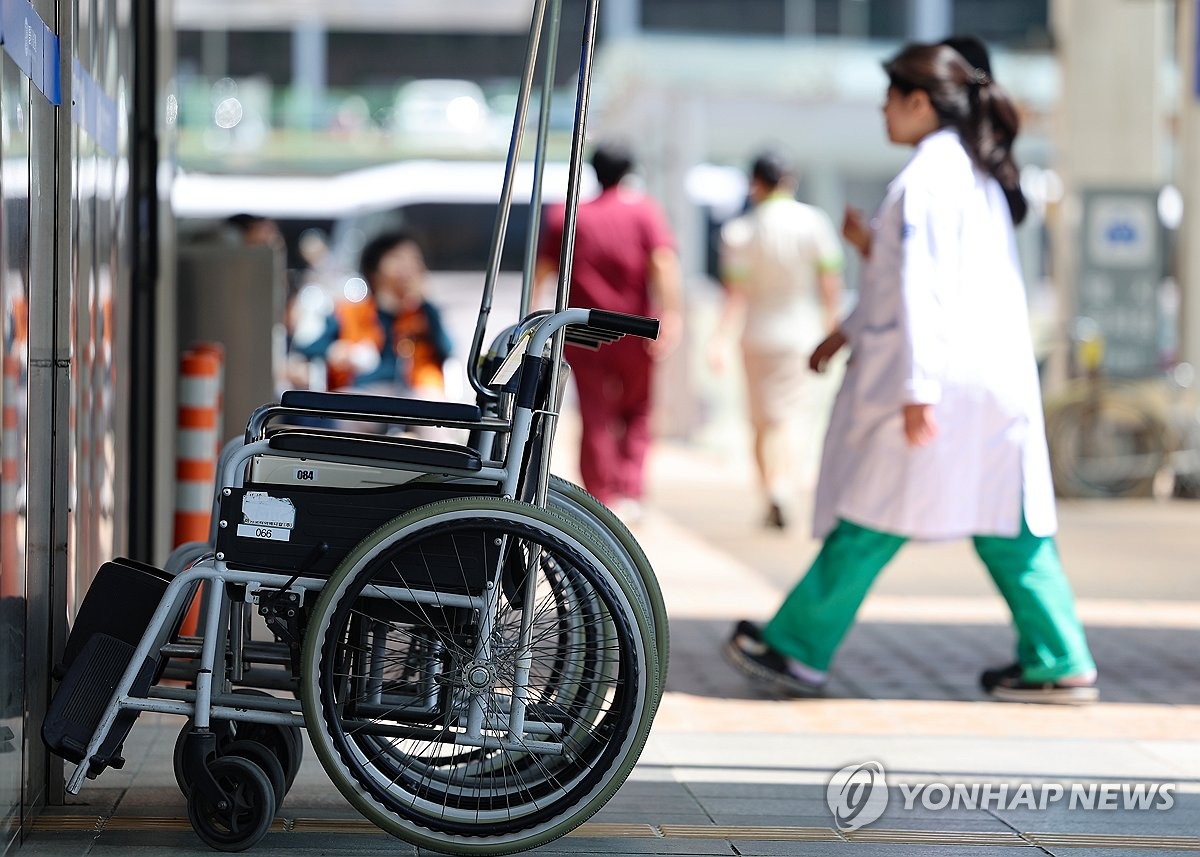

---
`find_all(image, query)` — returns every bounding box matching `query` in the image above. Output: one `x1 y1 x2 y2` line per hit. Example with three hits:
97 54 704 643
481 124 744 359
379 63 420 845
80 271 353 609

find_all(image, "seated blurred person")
226 213 286 252
295 231 453 402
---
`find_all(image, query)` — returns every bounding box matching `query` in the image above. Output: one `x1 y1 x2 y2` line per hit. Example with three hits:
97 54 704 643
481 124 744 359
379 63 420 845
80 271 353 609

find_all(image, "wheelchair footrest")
58 558 178 679
42 632 159 777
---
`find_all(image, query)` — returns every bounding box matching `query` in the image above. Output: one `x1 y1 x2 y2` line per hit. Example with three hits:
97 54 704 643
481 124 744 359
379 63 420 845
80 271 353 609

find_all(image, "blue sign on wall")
1079 189 1165 378
0 0 60 105
0 0 117 151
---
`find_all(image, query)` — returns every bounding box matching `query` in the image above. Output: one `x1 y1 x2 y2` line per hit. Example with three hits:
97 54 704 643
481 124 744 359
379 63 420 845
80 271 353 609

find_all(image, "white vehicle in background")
389 79 502 152
172 157 744 277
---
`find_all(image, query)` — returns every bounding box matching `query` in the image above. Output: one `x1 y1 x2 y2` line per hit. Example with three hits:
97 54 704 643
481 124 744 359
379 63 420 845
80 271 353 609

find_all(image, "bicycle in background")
1043 320 1200 499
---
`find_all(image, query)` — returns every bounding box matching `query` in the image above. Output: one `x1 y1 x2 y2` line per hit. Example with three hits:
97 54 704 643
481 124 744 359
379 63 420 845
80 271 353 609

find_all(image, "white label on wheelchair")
293 467 319 482
489 329 535 386
239 492 296 542
236 524 292 541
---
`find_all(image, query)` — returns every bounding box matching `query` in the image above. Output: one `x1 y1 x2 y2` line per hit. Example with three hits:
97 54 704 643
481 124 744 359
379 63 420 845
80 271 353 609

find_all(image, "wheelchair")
41 1 668 852
42 307 665 855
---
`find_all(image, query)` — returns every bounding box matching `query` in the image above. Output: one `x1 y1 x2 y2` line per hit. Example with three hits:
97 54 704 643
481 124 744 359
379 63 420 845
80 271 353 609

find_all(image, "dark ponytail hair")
884 42 1027 225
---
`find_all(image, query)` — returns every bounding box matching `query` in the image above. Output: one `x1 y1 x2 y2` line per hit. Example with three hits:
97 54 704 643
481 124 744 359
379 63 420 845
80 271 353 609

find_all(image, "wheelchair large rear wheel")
548 475 669 681
300 496 658 855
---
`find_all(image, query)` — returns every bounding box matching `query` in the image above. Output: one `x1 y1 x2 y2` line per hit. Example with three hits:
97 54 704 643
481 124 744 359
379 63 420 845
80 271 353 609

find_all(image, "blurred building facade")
170 0 1191 424
170 0 1053 168
168 0 1067 450
174 1 1051 88
170 0 1061 288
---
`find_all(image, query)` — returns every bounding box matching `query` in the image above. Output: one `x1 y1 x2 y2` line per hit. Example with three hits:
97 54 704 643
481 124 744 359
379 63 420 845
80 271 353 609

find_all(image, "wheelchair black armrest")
279 390 484 424
268 431 483 472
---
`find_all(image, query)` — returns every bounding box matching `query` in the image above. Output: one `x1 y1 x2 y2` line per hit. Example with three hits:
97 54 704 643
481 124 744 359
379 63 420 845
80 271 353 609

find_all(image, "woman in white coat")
726 40 1097 703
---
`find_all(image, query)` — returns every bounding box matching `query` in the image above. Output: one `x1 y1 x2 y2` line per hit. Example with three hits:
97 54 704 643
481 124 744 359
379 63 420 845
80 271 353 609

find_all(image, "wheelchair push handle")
585 310 660 341
524 307 660 350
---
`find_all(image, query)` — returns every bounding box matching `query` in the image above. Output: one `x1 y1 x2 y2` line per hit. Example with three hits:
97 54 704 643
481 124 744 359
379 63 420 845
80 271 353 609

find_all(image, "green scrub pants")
761 517 1096 682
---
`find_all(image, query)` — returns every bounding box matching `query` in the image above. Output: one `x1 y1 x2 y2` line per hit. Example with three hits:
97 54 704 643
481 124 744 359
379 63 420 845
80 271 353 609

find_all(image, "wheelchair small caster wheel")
228 689 304 792
222 740 287 808
236 722 303 793
187 755 276 852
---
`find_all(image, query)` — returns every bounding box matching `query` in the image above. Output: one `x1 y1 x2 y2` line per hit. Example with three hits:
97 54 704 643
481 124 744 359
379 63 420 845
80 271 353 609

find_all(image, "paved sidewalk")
19 437 1200 857
636 441 1200 854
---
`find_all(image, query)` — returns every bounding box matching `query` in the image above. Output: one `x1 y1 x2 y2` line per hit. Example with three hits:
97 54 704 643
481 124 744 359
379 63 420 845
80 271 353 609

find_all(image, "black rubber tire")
225 688 304 793
300 496 657 855
548 475 670 680
172 723 200 798
222 739 287 809
174 690 302 799
234 721 303 794
186 755 276 852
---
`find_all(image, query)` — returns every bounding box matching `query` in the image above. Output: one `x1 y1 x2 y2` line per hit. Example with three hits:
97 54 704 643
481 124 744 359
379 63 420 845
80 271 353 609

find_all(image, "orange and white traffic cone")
174 346 223 636
191 342 225 460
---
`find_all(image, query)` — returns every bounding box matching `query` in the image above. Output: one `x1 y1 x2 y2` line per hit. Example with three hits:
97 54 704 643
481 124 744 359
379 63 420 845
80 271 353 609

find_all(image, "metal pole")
1178 0 1200 369
783 0 817 38
519 0 564 322
534 0 602 513
602 0 638 39
908 0 952 41
466 0 551 401
555 0 601 315
291 19 326 130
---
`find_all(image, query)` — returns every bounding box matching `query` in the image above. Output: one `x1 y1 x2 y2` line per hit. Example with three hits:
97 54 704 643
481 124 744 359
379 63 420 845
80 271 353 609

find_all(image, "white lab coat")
812 128 1057 541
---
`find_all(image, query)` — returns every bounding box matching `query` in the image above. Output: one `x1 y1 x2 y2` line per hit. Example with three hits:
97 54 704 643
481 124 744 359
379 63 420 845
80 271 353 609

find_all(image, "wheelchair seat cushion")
267 431 482 472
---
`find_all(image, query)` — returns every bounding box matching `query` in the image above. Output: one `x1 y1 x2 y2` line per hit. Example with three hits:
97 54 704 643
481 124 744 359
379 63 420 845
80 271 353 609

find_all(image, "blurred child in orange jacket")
298 231 452 397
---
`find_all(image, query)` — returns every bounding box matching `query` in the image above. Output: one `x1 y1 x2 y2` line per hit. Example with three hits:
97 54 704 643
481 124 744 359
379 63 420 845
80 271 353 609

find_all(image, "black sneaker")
981 662 1098 705
734 620 763 643
980 662 1022 691
725 621 824 697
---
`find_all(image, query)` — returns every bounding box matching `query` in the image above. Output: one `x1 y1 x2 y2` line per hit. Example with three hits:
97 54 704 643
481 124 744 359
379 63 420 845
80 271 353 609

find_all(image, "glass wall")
0 53 32 857
66 0 133 666
0 0 135 849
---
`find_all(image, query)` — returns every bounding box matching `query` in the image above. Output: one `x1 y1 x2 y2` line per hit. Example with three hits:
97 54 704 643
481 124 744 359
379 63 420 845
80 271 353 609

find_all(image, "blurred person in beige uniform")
711 152 844 528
